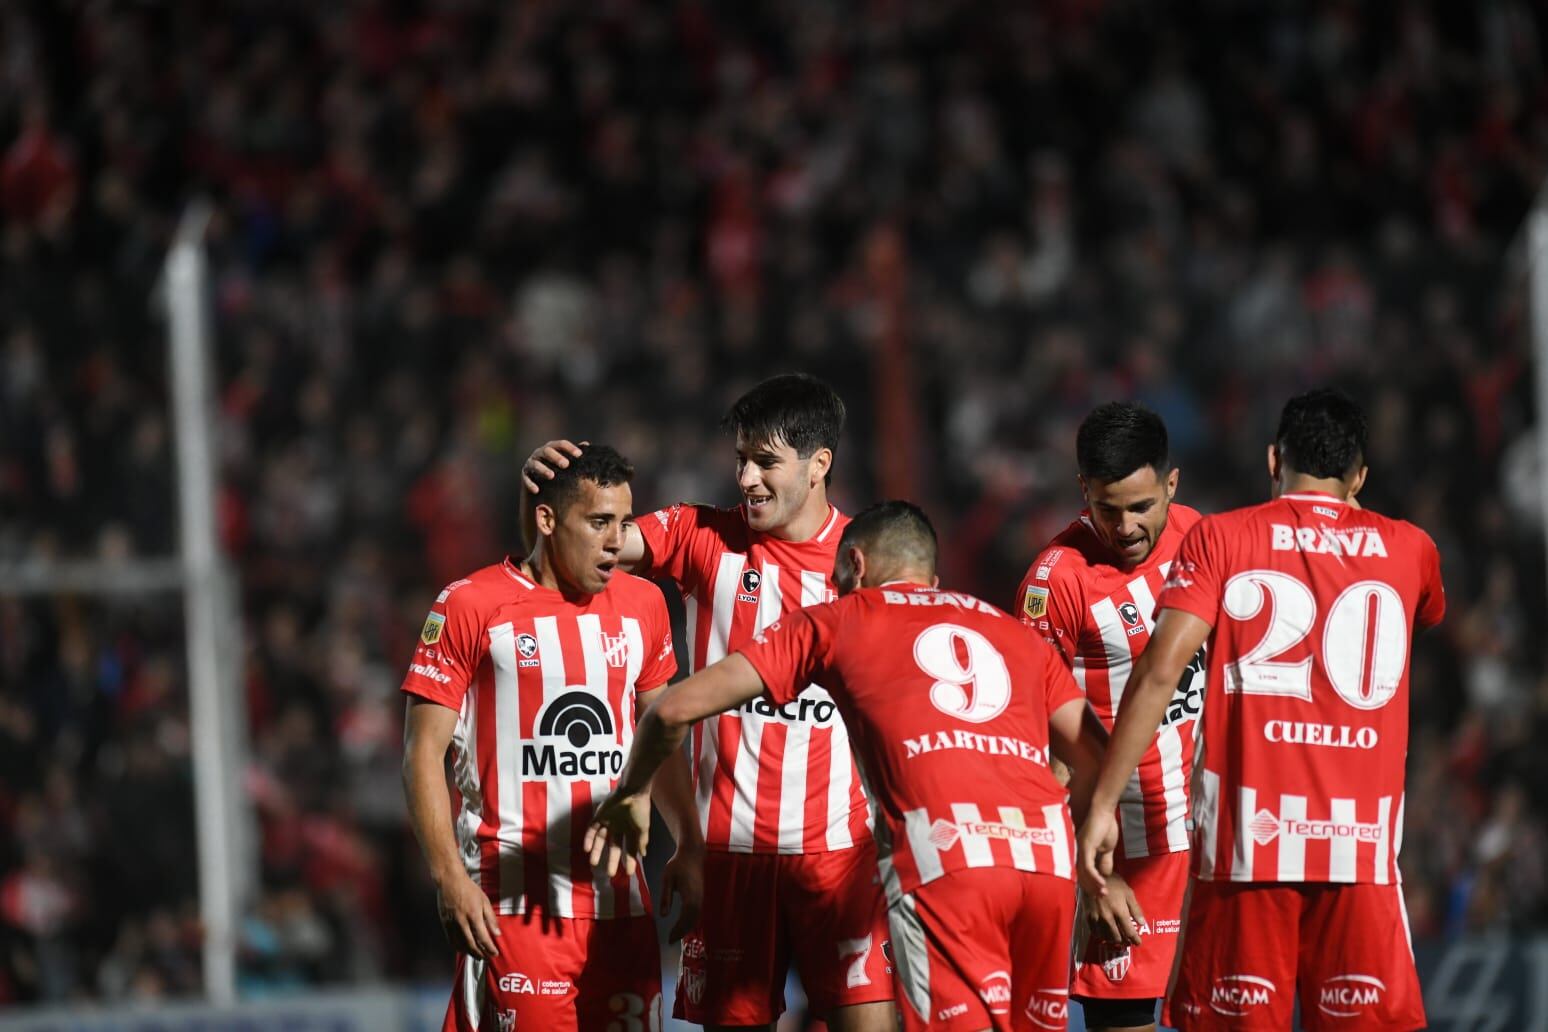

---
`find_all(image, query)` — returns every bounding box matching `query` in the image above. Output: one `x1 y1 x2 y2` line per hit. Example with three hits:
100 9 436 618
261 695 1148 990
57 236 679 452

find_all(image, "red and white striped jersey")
1158 492 1446 884
636 503 869 854
400 559 677 917
740 583 1084 901
1016 504 1204 859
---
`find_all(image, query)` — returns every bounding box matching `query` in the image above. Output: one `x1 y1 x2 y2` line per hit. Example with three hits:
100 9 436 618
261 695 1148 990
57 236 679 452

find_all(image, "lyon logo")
1098 942 1132 982
600 631 629 669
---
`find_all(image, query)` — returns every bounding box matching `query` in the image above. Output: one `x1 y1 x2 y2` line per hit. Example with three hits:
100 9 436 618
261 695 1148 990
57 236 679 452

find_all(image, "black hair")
533 443 634 516
1275 389 1367 480
722 373 845 461
1076 402 1171 482
838 500 938 574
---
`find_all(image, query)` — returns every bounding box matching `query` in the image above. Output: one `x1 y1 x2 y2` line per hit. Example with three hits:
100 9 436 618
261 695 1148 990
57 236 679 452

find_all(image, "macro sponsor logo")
1263 720 1378 749
410 662 452 685
979 971 1012 1015
1209 975 1276 1016
498 973 535 994
1163 647 1206 727
739 692 839 725
903 729 1048 766
1270 523 1388 557
1318 975 1385 1017
1249 807 1383 847
1024 988 1069 1029
522 690 623 779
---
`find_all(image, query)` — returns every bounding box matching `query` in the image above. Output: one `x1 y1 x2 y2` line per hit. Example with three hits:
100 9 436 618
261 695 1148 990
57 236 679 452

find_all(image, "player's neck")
522 549 590 603
1278 474 1351 500
767 492 832 542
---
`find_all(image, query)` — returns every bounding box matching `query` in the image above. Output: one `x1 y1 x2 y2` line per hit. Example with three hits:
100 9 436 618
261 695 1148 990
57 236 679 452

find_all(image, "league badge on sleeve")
420 611 446 645
1023 586 1049 621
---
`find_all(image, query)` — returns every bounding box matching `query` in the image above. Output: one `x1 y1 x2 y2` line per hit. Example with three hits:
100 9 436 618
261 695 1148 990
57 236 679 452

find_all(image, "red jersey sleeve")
1415 529 1446 629
1156 517 1226 627
737 603 841 706
1017 557 1083 666
634 503 703 584
635 584 679 692
400 581 486 709
1035 628 1084 713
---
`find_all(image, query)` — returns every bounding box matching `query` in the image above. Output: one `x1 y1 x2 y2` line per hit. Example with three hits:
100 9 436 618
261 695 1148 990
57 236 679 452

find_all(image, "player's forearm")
617 706 689 800
1090 664 1175 815
403 747 466 888
650 748 704 853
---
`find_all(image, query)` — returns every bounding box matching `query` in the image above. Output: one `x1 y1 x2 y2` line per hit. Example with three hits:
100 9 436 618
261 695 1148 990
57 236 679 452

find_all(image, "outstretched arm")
636 684 705 942
586 655 766 875
1076 608 1211 895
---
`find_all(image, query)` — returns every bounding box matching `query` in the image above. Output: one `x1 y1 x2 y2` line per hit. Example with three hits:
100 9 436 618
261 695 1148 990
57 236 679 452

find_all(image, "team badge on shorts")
421 612 446 645
1023 586 1049 620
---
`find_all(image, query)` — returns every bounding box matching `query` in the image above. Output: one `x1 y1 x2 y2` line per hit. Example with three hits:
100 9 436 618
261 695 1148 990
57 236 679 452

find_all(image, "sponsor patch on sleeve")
1022 586 1049 621
420 611 446 645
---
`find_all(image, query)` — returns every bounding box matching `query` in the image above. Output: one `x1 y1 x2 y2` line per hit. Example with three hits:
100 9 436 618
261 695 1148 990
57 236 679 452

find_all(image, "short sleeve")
1415 530 1446 629
1035 630 1084 714
738 603 841 706
401 581 486 709
634 503 702 585
1156 518 1226 628
1016 552 1082 666
635 585 679 692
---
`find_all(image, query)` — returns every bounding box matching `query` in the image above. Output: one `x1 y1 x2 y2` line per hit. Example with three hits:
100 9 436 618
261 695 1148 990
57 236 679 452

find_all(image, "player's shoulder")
1029 518 1100 585
437 562 518 607
647 501 747 543
603 569 671 608
1168 502 1205 533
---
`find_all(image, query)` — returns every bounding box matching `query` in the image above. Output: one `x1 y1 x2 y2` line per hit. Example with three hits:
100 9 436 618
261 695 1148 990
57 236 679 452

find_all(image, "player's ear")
807 447 832 487
1348 465 1369 499
1077 473 1089 503
1265 444 1281 482
534 502 559 537
1164 466 1179 500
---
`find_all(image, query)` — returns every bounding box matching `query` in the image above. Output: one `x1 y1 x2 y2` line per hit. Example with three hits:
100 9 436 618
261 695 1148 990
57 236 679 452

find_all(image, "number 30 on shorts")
1221 571 1408 708
607 992 662 1032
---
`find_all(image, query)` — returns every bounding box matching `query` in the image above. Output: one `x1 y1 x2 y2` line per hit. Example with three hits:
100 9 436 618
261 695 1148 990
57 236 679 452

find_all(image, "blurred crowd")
3 0 1548 1004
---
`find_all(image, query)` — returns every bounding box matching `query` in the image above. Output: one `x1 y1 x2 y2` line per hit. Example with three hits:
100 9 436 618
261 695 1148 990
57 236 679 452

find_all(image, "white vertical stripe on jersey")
903 809 944 883
1070 655 1088 693
707 553 745 664
950 803 995 867
1277 794 1307 881
1374 795 1392 886
803 571 858 849
1395 793 1406 858
1155 725 1191 851
1195 768 1219 879
1089 598 1134 708
1128 576 1158 631
1328 797 1358 882
1043 803 1072 878
727 704 764 851
1234 785 1256 879
620 617 647 916
576 614 614 918
996 806 1035 871
758 564 806 853
534 615 572 916
697 555 744 841
1119 771 1150 860
489 623 523 913
756 563 782 633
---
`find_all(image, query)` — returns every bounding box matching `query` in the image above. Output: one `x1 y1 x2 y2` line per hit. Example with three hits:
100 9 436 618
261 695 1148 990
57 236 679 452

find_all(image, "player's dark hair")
1275 389 1367 480
839 500 938 576
533 443 634 516
722 373 845 469
1076 402 1171 483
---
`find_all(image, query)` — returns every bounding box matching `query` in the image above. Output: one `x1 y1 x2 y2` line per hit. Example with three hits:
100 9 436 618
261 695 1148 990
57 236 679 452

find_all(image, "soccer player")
523 374 893 1031
587 501 1108 1031
401 444 703 1032
1014 403 1203 1032
1076 390 1445 1031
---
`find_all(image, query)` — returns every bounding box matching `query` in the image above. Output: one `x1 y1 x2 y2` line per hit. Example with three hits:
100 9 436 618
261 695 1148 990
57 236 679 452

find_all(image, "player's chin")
590 564 617 589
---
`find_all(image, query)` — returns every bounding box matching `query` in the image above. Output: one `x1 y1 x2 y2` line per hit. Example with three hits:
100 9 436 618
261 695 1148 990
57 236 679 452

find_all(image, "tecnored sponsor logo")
979 970 1012 1015
927 817 1058 850
1024 988 1069 1029
1209 974 1276 1017
1263 720 1378 749
1318 974 1386 1017
1248 808 1383 846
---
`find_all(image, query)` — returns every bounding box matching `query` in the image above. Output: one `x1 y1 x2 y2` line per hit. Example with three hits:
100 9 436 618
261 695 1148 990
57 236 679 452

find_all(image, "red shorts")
1164 879 1424 1031
889 867 1075 1032
1074 850 1189 1000
673 844 892 1025
441 911 660 1032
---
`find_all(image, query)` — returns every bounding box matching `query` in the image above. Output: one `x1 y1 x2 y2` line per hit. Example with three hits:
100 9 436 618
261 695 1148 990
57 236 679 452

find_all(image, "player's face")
1081 464 1178 567
547 480 634 595
734 432 828 533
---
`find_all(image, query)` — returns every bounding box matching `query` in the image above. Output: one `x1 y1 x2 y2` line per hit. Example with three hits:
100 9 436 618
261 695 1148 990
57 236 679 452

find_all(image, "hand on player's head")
522 439 588 493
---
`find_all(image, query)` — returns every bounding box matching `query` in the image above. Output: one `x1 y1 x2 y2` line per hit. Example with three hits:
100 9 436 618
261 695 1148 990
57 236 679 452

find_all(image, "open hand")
584 791 652 878
1082 870 1148 946
435 871 502 959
